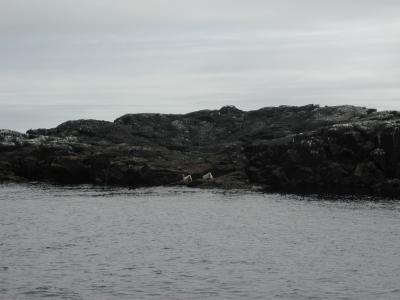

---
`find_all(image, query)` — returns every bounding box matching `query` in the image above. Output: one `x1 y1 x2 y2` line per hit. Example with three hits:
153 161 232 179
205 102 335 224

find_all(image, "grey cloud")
0 0 399 131
2 0 400 34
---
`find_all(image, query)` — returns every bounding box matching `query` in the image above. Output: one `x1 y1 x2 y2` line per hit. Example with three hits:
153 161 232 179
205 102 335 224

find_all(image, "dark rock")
353 162 383 185
2 105 400 196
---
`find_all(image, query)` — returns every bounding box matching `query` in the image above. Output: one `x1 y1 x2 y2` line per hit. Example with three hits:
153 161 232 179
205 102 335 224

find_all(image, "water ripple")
0 183 399 299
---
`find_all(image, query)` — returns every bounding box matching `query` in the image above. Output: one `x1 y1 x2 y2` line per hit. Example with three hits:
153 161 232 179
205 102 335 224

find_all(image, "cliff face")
2 104 400 196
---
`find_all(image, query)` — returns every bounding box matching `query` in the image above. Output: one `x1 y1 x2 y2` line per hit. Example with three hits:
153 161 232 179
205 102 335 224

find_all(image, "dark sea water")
1 184 400 300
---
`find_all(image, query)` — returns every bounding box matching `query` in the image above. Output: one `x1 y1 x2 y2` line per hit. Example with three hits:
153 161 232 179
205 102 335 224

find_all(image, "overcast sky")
1 0 399 131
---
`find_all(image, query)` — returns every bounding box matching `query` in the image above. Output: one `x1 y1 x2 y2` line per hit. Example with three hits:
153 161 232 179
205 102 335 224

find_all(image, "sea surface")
1 184 400 300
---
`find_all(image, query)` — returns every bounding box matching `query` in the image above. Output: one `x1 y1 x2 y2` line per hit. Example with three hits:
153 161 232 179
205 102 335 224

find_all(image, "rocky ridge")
2 104 400 196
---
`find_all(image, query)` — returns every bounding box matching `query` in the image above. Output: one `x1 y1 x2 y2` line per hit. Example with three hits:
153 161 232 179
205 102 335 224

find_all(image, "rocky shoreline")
2 104 400 197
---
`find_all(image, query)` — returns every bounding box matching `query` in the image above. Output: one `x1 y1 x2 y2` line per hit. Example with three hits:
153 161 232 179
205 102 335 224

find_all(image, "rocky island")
1 104 400 196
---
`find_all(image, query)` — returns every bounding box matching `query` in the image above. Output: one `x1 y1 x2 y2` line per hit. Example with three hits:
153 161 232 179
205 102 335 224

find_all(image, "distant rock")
2 104 400 196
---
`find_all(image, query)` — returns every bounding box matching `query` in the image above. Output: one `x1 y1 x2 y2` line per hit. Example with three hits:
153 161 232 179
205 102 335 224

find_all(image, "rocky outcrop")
2 105 400 196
